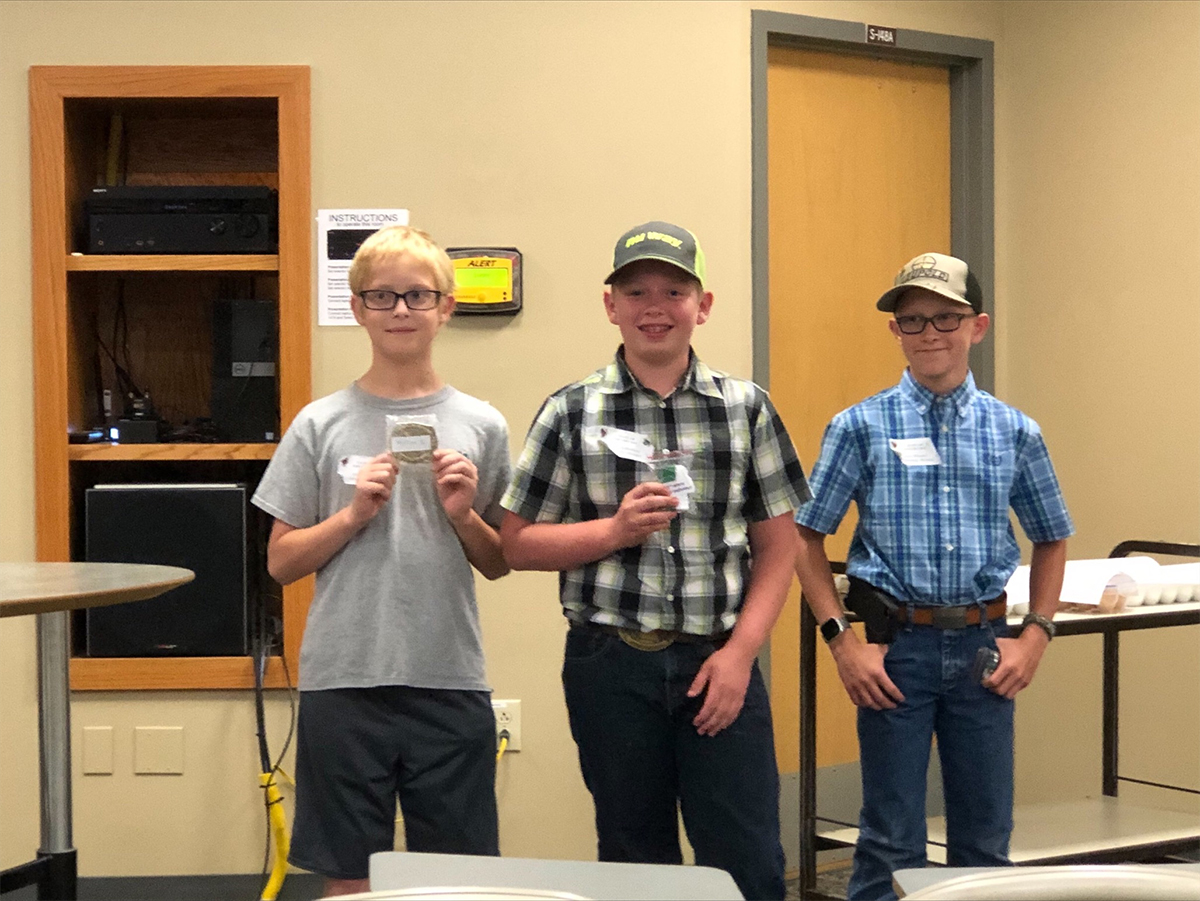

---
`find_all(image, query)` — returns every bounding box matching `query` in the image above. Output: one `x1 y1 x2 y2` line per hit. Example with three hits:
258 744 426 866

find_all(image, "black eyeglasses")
894 312 975 334
358 289 443 311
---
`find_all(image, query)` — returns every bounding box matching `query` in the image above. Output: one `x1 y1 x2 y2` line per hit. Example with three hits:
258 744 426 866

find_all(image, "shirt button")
945 544 955 551
666 593 675 601
943 486 951 493
667 546 676 553
941 425 949 433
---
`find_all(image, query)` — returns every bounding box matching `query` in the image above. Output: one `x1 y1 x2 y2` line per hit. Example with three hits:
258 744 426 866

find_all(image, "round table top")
0 562 194 618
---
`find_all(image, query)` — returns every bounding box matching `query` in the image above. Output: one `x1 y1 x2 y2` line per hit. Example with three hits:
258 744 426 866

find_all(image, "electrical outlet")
491 699 521 752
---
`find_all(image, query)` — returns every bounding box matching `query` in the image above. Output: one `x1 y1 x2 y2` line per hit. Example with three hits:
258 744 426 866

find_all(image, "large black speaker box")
84 484 248 657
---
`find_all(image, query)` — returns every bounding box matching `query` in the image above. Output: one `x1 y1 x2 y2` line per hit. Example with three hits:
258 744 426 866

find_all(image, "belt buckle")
619 628 675 652
931 606 969 629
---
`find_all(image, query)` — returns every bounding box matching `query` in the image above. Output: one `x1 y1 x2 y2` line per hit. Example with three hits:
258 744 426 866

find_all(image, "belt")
572 621 732 652
892 596 1008 628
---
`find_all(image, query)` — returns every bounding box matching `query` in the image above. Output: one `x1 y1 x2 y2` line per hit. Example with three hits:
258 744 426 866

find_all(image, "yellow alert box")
447 247 522 315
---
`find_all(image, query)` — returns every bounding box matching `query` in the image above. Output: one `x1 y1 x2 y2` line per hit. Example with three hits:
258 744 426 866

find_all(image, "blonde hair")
347 225 455 295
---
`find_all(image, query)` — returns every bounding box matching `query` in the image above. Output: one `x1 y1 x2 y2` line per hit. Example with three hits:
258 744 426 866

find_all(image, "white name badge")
593 427 655 463
888 437 943 466
337 454 373 485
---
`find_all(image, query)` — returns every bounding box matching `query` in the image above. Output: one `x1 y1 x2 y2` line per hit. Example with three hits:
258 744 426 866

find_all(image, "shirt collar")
899 368 977 418
600 347 723 400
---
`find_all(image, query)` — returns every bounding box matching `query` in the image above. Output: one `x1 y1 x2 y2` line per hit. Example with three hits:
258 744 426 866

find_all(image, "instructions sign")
318 209 409 326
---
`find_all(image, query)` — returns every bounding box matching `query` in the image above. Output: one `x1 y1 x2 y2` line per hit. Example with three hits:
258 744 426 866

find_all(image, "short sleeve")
1010 422 1074 543
251 413 321 528
475 414 513 530
744 391 812 521
501 395 573 524
795 414 863 535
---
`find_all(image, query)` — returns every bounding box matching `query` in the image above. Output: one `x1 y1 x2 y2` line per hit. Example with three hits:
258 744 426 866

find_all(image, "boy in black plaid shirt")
501 222 810 900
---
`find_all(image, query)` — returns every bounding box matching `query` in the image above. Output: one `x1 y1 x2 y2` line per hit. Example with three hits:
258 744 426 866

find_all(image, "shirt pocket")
684 429 750 519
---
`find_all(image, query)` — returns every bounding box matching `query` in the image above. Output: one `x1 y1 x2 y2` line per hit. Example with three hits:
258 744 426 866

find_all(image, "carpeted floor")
786 861 854 900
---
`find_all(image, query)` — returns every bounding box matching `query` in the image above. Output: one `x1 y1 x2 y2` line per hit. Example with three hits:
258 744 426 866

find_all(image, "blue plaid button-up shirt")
796 369 1074 604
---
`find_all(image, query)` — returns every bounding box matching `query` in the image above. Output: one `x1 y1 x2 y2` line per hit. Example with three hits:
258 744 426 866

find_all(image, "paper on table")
1005 556 1162 615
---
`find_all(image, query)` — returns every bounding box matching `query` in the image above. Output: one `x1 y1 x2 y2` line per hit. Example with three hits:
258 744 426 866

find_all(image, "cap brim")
876 282 975 312
605 254 701 285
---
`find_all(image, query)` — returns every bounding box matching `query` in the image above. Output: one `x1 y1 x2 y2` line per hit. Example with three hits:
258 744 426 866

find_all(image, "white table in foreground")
893 862 1200 899
0 562 193 900
370 852 744 900
820 796 1200 867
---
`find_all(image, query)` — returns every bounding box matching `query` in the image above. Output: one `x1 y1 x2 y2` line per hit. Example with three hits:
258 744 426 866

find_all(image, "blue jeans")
847 617 1014 901
561 626 786 901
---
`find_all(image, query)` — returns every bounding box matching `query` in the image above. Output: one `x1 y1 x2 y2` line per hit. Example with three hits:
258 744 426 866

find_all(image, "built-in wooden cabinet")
30 66 312 690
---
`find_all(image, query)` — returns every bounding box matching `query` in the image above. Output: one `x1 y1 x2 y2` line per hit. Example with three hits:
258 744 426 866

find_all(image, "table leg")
800 604 818 899
36 611 76 900
1102 629 1119 797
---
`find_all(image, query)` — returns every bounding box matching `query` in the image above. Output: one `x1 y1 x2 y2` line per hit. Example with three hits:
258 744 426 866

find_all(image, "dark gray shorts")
288 685 499 880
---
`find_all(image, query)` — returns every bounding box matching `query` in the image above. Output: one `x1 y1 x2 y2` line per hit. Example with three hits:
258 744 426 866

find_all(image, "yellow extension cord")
259 771 290 901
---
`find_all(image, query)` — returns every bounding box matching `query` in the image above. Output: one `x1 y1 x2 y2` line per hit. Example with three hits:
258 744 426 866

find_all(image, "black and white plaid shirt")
502 350 811 635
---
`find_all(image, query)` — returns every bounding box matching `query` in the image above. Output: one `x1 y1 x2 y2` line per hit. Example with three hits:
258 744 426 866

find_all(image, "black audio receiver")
85 185 278 254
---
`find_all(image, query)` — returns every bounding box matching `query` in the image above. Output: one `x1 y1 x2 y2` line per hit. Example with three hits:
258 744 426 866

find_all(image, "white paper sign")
889 437 943 466
318 209 410 326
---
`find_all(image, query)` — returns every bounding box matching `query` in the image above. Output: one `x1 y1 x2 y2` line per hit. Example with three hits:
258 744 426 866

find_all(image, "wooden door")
767 47 951 771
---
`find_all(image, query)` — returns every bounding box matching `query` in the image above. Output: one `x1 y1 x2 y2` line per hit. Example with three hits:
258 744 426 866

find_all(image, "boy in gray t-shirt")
252 226 510 897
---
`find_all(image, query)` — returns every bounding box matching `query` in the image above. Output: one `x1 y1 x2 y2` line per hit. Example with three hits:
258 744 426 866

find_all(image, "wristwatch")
820 615 851 644
1021 612 1056 642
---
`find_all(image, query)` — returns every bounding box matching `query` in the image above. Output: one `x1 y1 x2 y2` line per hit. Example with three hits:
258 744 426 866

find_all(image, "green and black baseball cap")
604 221 707 288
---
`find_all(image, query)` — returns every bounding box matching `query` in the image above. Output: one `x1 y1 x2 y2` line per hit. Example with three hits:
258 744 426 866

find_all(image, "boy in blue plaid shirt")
795 253 1073 901
501 222 810 900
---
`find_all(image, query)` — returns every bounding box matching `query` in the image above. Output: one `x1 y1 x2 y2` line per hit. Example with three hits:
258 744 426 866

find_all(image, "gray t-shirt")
252 382 511 692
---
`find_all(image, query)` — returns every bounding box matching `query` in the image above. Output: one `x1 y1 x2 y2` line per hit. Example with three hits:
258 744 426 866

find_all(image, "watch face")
820 618 846 643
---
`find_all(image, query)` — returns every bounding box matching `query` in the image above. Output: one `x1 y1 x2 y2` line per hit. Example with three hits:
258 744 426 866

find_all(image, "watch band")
1022 611 1056 642
820 615 851 644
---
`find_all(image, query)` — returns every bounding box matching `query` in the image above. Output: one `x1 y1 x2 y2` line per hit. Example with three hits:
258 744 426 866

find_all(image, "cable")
254 597 295 901
496 730 510 764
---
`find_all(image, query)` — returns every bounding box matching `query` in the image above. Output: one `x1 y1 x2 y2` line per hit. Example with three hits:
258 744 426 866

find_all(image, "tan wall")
996 0 1200 809
1 0 1196 878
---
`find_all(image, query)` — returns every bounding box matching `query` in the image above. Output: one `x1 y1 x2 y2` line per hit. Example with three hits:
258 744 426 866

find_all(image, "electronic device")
84 483 248 657
211 299 279 443
85 185 277 254
112 418 162 443
447 247 522 315
972 646 1000 684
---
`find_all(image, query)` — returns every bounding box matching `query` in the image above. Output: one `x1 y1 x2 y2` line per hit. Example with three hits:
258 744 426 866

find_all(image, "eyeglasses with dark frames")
358 288 443 311
894 312 975 335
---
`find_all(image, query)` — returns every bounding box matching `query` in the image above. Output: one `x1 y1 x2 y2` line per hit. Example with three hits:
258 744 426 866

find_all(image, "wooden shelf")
32 65 312 692
71 654 297 691
68 442 277 462
66 254 279 272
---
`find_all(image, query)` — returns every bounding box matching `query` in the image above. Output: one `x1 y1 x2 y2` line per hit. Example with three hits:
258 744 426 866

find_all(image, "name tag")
337 454 373 485
591 426 655 463
889 437 942 466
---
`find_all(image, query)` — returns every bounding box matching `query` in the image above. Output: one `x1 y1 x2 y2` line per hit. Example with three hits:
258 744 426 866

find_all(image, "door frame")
750 11 994 890
751 9 995 392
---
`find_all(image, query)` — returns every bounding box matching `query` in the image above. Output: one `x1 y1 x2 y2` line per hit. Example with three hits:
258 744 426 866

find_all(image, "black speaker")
84 484 248 657
211 299 279 443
